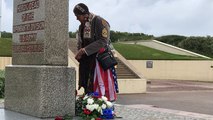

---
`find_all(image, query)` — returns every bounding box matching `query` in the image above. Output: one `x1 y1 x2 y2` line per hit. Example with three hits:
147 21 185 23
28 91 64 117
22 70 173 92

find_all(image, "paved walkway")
115 104 213 120
117 80 213 115
1 104 213 120
1 80 213 120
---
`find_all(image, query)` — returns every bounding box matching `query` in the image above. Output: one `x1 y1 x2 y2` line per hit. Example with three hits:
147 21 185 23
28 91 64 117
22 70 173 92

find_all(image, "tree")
1 31 12 38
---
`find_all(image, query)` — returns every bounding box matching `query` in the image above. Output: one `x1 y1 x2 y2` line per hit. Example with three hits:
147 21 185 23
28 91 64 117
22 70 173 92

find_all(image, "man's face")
76 15 85 24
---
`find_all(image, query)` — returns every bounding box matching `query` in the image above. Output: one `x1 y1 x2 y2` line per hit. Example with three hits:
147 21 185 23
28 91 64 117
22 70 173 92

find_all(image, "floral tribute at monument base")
76 92 115 120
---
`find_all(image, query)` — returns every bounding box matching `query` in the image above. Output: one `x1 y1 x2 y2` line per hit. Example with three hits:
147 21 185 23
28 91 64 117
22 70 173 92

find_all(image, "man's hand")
75 48 86 61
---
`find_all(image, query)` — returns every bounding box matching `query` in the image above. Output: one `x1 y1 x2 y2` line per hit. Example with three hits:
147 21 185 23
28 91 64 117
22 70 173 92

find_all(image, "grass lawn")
113 43 209 60
0 38 210 60
0 38 12 57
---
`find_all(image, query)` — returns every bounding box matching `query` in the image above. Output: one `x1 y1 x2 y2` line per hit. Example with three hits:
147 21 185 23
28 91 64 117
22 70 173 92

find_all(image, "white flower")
101 96 108 102
91 118 95 120
94 104 99 110
86 104 99 112
83 95 89 100
86 104 95 111
98 98 103 101
97 106 103 115
76 96 79 100
101 104 107 109
106 101 113 108
87 98 94 104
100 109 103 115
86 104 91 110
97 106 102 112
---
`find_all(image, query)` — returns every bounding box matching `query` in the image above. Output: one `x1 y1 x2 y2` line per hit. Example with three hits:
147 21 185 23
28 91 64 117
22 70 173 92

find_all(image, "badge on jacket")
102 28 108 38
102 20 108 27
84 22 91 39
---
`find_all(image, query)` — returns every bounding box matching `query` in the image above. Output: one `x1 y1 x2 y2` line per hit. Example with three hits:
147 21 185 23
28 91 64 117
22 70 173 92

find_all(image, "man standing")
73 3 118 101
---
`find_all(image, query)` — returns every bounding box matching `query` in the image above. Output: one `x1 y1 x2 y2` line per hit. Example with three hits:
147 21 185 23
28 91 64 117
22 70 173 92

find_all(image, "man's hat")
73 3 89 15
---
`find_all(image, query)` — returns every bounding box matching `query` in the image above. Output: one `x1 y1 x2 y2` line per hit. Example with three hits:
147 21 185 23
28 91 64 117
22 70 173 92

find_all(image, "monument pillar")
5 0 75 118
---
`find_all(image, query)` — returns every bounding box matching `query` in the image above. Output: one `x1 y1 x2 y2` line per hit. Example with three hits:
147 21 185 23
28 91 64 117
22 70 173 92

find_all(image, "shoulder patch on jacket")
102 28 108 38
102 20 108 27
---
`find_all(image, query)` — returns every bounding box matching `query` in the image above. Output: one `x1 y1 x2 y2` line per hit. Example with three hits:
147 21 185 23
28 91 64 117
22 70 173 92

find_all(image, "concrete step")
115 58 139 79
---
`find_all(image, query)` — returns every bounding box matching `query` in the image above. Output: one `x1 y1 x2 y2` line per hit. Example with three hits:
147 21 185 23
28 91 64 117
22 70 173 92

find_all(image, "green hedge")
0 70 5 98
68 31 154 42
1 31 12 38
179 36 213 58
155 35 187 46
155 35 213 58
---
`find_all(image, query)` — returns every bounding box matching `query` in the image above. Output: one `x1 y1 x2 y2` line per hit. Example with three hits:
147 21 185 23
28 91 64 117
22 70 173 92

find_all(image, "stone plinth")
5 0 76 118
5 65 76 118
12 0 69 65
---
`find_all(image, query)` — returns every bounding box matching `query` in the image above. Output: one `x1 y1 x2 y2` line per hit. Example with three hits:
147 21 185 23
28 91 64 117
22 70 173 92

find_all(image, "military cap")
73 3 89 15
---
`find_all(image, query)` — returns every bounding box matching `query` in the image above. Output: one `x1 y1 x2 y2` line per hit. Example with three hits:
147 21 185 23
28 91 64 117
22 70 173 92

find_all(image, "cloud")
69 0 213 36
2 0 213 36
108 0 213 36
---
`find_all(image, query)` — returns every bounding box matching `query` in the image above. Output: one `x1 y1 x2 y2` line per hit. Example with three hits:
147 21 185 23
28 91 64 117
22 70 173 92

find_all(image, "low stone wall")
0 57 12 70
129 60 213 81
2 57 213 82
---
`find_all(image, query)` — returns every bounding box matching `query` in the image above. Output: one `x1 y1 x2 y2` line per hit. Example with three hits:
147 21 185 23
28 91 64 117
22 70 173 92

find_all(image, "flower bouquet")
76 92 115 120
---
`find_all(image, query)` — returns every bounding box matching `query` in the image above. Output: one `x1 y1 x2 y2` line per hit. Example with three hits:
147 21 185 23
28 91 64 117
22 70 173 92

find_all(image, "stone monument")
5 0 75 118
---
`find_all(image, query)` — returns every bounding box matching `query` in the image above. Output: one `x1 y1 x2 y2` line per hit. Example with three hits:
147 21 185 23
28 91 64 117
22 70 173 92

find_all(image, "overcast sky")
1 0 213 36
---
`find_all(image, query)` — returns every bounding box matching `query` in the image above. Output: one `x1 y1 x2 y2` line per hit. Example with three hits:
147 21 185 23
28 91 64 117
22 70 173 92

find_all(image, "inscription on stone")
19 33 37 42
12 0 68 65
17 0 39 13
13 0 44 53
13 21 45 33
22 12 34 22
13 44 44 53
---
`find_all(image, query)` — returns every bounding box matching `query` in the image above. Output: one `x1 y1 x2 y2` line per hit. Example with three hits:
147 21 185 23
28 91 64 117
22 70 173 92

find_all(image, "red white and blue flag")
93 60 118 101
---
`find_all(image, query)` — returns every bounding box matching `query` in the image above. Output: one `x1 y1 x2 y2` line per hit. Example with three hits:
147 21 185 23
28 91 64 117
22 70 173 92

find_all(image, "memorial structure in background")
4 0 76 118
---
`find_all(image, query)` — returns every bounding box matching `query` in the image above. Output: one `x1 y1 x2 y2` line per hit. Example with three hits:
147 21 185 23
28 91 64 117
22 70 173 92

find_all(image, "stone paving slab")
116 104 213 120
1 104 213 120
147 80 213 92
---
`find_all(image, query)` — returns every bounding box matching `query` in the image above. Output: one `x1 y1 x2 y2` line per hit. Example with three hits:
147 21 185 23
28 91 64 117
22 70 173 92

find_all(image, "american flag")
93 60 118 101
111 66 119 93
